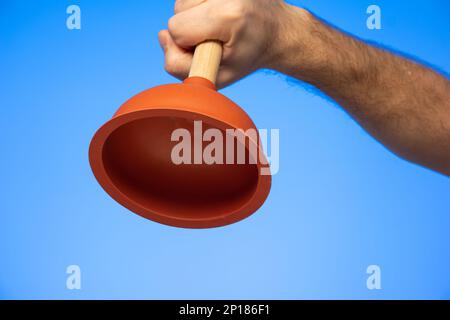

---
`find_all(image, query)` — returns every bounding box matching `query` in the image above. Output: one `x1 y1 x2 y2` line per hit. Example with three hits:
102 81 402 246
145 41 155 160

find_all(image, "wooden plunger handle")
189 40 223 85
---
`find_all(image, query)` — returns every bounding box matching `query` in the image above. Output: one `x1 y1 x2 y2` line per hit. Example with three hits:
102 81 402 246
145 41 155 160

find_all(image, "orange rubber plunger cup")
89 41 271 228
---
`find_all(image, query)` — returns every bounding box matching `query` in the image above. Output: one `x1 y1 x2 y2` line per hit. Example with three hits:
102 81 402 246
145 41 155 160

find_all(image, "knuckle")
167 16 179 35
222 0 247 22
168 16 185 41
164 57 185 77
168 16 189 47
164 59 177 75
175 0 205 14
174 0 184 14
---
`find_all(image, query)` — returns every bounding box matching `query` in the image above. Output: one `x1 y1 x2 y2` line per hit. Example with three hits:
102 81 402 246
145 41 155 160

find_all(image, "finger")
158 30 169 52
168 3 232 48
174 0 206 14
158 30 192 80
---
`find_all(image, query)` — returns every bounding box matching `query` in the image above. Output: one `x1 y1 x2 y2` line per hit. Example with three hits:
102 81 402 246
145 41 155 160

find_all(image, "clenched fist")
158 0 306 88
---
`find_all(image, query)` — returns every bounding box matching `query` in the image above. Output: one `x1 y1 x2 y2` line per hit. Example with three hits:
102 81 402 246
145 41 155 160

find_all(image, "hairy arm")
272 8 450 176
160 0 450 176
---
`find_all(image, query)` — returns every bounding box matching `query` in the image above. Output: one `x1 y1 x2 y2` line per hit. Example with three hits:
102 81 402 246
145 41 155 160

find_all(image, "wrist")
265 5 345 88
265 5 315 73
265 5 372 89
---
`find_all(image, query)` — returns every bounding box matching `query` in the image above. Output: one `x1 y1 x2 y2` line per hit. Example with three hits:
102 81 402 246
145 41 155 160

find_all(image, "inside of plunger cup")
102 115 260 219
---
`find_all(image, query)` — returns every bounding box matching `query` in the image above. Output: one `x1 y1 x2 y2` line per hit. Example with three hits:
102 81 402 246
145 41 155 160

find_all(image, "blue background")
0 0 449 299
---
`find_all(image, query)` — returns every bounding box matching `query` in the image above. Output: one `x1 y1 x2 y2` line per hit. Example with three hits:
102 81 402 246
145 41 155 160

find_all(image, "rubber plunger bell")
89 41 272 228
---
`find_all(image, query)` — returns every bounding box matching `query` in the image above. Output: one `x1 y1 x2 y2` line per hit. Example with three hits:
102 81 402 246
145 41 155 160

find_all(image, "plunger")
89 41 271 228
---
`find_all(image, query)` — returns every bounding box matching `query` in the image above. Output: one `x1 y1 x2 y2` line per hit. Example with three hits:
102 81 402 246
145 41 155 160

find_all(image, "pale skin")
159 0 450 176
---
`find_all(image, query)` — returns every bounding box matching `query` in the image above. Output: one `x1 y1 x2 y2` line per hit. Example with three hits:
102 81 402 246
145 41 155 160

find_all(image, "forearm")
270 6 450 175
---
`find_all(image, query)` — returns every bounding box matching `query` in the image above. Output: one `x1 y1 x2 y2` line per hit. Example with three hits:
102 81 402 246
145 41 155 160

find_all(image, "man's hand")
160 0 450 176
158 0 303 88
